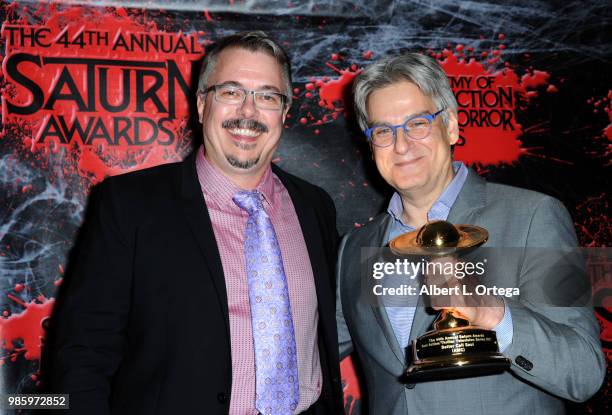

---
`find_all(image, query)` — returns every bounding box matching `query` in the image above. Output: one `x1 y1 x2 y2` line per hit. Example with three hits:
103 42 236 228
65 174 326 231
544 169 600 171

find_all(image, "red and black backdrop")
0 1 610 413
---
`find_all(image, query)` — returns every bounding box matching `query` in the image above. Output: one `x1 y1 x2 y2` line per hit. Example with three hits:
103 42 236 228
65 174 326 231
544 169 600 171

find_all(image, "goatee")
226 155 260 170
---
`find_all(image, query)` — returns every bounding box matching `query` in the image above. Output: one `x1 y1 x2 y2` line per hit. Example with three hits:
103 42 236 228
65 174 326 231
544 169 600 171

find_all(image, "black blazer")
50 150 343 414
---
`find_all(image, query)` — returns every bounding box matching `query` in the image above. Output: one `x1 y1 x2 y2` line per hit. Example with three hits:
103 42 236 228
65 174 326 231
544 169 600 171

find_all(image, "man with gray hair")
336 53 605 414
51 31 343 414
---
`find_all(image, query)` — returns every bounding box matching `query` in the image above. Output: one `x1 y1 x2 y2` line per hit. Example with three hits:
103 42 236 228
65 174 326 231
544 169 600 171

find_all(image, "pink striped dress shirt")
195 148 322 414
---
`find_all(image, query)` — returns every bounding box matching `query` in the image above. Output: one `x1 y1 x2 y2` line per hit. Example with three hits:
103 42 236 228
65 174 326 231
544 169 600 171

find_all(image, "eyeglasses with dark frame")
202 84 287 111
364 109 446 147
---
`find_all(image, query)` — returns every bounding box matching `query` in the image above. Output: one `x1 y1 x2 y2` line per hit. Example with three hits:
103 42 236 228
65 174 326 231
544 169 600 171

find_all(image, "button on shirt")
196 148 322 414
385 161 513 353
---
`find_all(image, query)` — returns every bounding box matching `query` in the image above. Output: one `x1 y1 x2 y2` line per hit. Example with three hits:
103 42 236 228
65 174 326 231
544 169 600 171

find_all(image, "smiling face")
366 80 459 199
197 47 288 188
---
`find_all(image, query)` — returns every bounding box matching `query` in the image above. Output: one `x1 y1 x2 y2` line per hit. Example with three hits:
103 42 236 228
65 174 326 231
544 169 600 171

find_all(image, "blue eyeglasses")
364 109 445 147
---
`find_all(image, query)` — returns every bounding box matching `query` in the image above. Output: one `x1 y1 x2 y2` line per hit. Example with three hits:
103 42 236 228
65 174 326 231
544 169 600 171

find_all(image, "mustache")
222 119 268 133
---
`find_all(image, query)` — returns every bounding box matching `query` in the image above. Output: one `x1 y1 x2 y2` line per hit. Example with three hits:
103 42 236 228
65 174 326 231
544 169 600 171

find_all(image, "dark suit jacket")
50 150 343 414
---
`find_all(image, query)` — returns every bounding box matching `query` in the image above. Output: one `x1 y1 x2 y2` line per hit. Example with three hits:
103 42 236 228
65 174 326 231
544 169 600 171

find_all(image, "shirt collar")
387 161 468 228
195 146 276 208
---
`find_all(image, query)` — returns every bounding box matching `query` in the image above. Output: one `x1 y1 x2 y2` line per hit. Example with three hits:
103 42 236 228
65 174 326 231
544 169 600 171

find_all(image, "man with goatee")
52 31 342 415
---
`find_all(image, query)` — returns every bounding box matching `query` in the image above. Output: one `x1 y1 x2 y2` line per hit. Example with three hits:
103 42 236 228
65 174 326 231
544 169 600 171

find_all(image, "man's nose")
393 128 414 154
237 92 259 118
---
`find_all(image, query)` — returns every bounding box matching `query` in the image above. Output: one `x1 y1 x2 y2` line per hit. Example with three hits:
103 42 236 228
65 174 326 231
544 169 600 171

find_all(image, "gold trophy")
390 220 511 382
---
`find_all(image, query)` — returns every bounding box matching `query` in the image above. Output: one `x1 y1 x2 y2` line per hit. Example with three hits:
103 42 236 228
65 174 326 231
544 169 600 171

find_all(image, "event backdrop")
0 0 610 413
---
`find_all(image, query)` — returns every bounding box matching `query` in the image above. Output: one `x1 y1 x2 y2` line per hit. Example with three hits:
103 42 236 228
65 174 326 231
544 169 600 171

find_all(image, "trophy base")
405 353 511 383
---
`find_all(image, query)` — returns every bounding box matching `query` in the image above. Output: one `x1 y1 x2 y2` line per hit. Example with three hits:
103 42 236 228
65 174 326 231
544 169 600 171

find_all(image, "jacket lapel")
447 168 486 224
364 215 408 365
179 152 230 334
408 302 437 344
271 166 335 328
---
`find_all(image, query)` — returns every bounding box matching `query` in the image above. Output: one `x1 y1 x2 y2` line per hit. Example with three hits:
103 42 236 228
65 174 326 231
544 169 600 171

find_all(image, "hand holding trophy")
390 220 511 382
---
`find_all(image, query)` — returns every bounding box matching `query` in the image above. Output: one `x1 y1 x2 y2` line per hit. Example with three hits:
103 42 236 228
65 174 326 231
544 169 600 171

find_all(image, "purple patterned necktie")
233 190 299 415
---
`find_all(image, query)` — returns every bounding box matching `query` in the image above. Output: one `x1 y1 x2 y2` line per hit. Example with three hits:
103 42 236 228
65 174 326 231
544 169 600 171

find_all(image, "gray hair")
353 53 457 131
197 31 293 108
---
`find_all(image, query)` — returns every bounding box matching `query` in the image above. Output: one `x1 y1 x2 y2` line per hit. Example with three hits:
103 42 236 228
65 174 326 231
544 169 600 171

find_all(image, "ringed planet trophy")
389 220 511 382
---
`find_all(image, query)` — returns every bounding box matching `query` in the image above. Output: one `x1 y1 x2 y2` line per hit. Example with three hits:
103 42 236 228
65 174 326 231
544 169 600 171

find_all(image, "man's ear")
446 111 460 145
196 94 205 123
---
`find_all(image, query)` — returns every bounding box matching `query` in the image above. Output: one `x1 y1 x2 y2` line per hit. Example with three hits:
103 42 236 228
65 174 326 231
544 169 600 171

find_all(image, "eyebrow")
217 81 283 93
369 110 433 126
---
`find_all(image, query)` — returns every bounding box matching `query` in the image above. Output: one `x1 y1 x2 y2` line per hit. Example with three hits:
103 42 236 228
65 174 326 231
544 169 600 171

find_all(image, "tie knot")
233 190 265 214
